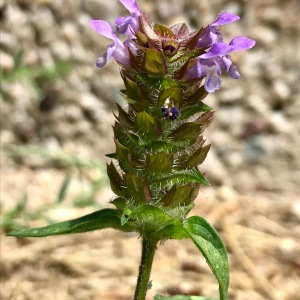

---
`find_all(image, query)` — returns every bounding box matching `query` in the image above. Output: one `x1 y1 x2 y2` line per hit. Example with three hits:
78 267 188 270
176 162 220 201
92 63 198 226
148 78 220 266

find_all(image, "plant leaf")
135 111 156 140
169 122 204 143
177 145 211 169
144 48 166 75
156 217 229 300
7 208 133 237
179 102 212 120
122 174 149 205
146 152 174 173
160 184 198 207
107 162 123 196
184 216 229 300
152 168 209 190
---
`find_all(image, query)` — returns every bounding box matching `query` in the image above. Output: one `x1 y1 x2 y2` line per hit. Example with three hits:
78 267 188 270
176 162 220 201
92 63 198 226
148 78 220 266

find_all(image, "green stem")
134 235 158 300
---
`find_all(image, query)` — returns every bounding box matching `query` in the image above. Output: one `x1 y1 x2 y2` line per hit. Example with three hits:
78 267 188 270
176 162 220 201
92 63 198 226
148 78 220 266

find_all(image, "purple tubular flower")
115 0 141 38
186 14 256 93
197 12 240 48
90 20 130 68
186 36 255 92
200 36 256 59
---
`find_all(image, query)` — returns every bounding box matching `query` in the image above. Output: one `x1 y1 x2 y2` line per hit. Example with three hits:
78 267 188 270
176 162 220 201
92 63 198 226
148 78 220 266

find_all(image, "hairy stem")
134 235 158 300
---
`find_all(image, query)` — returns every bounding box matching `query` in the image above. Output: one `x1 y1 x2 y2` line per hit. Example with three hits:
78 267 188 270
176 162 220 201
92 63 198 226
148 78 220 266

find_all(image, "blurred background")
1 0 299 299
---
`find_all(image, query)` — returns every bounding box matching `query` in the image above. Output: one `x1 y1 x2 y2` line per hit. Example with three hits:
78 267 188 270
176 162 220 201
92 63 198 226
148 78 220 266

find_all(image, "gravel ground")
1 0 300 299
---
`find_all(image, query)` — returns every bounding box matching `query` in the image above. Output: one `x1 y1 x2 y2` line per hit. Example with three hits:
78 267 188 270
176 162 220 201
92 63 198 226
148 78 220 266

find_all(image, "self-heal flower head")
90 20 131 68
91 1 255 94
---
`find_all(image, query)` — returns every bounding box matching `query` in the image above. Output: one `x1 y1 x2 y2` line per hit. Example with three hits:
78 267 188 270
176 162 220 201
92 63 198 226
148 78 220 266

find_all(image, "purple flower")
90 20 130 68
90 0 141 68
197 12 240 48
187 12 256 93
186 35 256 93
200 36 256 59
115 0 141 38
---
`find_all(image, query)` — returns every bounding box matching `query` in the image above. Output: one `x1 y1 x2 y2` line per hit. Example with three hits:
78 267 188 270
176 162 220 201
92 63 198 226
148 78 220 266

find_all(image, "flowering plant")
8 1 255 299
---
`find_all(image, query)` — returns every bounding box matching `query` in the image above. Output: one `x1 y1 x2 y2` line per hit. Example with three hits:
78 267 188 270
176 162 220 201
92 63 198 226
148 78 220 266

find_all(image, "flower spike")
90 3 256 208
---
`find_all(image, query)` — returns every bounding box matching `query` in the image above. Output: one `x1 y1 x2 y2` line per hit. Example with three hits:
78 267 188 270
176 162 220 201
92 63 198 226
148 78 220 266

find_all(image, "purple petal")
90 20 130 68
196 26 213 48
119 0 141 17
112 43 130 67
211 12 240 27
115 16 131 34
96 55 108 68
229 36 256 51
185 60 205 80
201 36 256 59
204 65 222 93
90 20 115 40
222 55 233 72
96 43 118 68
115 15 139 38
115 0 140 37
200 42 233 59
170 107 180 119
124 39 138 54
229 65 240 79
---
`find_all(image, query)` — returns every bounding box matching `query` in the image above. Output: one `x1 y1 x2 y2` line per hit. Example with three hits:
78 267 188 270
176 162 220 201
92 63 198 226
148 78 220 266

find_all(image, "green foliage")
7 209 133 237
7 203 228 300
154 216 229 300
184 217 229 300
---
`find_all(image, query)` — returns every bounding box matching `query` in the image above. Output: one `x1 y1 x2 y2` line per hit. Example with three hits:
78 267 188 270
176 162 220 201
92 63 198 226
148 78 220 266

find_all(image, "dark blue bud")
169 107 180 119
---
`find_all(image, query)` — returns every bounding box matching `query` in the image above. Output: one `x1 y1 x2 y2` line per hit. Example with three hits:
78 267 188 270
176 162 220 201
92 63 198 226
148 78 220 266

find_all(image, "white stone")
50 40 71 61
251 26 278 45
61 22 78 44
79 93 106 120
272 80 291 101
268 112 292 133
82 0 118 21
0 51 14 70
0 31 18 51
